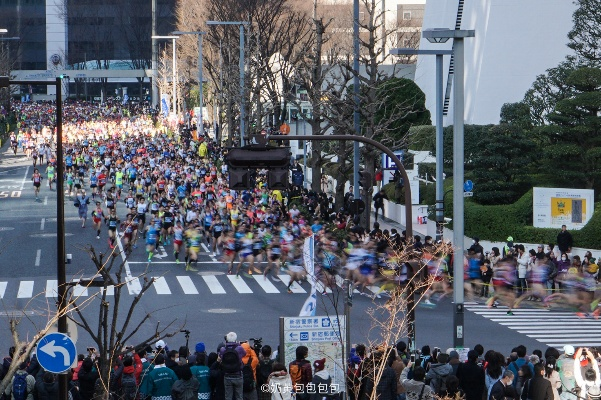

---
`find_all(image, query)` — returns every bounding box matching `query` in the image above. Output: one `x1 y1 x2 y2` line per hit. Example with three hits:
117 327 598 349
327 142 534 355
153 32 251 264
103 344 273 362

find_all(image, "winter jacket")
268 372 294 400
517 253 529 279
140 364 179 400
426 363 452 394
240 343 259 381
34 378 59 400
390 358 406 394
190 365 211 400
400 367 433 400
308 370 333 400
288 359 312 387
521 376 553 400
218 343 247 375
78 366 100 400
4 370 36 400
456 361 485 400
171 377 199 400
544 370 561 400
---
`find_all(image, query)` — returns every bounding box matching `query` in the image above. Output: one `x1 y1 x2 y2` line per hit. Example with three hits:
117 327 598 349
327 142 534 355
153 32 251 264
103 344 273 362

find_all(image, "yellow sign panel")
550 197 585 225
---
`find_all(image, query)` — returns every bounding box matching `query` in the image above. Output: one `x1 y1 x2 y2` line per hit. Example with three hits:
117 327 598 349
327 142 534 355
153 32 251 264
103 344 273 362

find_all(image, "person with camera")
399 360 433 400
573 348 601 399
218 332 247 400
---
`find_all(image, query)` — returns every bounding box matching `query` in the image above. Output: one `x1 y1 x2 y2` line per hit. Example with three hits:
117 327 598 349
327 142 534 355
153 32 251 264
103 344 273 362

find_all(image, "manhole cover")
207 308 236 314
197 271 225 276
30 233 74 238
0 227 14 231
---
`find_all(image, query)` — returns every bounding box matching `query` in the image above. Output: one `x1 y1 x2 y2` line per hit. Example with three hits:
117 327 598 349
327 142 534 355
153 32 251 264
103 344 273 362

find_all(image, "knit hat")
155 340 166 350
195 342 205 353
313 358 326 371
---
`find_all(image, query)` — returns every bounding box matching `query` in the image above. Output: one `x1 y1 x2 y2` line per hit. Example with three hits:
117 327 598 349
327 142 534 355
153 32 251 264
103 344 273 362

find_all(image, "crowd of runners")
6 99 601 313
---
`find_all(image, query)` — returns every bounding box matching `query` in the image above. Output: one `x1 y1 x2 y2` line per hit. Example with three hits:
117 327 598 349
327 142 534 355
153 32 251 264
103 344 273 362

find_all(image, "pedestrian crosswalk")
465 303 601 348
0 275 383 300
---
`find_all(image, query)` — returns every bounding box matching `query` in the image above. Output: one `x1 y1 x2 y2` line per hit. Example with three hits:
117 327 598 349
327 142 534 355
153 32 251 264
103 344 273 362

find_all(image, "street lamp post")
422 28 475 348
172 31 207 125
151 36 179 114
389 48 452 243
206 21 250 146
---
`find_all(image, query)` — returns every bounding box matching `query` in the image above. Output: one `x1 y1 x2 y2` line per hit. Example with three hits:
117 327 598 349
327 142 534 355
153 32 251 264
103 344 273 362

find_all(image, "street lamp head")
0 29 7 34
151 36 179 40
423 28 476 43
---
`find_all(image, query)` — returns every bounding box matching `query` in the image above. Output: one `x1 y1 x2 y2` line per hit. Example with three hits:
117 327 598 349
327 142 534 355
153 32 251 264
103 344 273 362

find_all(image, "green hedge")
464 189 601 249
385 185 601 249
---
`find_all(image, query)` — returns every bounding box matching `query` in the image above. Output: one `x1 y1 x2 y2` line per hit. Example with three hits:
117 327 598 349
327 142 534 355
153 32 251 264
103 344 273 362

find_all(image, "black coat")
457 361 485 400
557 231 573 253
77 368 100 400
520 377 553 400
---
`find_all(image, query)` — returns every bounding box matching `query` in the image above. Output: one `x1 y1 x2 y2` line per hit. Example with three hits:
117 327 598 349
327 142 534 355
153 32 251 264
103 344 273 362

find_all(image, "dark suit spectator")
556 225 573 253
489 370 514 400
520 364 553 400
457 350 485 400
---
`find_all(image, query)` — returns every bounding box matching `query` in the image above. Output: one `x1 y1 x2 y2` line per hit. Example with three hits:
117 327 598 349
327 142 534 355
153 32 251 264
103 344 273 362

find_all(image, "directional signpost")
463 180 474 197
37 333 77 374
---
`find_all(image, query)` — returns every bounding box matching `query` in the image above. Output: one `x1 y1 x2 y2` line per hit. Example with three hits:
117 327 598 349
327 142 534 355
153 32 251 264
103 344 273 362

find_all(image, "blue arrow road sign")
37 333 76 373
464 180 474 192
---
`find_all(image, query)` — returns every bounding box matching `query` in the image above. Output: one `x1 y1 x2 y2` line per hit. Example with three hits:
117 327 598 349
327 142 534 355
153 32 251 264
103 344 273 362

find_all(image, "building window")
403 11 412 20
403 38 412 47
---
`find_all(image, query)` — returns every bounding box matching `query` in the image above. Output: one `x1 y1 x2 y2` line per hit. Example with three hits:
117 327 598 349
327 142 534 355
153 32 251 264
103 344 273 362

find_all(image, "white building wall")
46 0 68 96
415 0 576 126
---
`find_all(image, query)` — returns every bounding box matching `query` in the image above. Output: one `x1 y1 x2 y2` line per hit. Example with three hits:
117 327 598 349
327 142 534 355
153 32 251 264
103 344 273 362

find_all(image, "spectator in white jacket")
516 245 529 296
573 348 601 399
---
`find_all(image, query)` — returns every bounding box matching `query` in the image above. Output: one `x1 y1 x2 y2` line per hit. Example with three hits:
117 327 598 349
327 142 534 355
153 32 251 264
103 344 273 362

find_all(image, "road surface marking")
226 275 253 293
277 275 306 293
115 232 141 295
17 281 34 298
177 276 199 294
152 277 172 294
71 279 88 297
46 280 58 297
201 275 226 294
0 282 7 298
201 243 217 261
40 218 45 230
20 166 29 191
35 249 41 266
252 275 280 293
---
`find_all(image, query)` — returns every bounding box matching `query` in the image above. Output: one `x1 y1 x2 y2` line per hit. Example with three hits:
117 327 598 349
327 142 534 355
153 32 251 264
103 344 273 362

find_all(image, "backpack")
12 373 28 400
242 357 255 392
289 360 308 387
120 372 138 400
222 346 242 374
420 355 431 370
257 359 274 386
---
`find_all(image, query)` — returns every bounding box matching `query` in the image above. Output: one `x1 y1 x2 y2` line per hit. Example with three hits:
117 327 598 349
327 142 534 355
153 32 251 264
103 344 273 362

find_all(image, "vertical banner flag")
299 235 316 316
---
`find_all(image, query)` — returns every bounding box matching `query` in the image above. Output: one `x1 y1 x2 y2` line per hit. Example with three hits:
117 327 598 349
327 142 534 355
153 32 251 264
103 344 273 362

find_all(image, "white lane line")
17 281 34 298
20 166 29 190
252 275 280 293
201 275 226 294
115 230 141 295
152 277 172 294
177 276 199 294
102 286 115 296
226 275 253 293
44 196 48 205
0 282 7 298
35 249 41 266
277 275 306 293
40 218 45 230
71 279 89 297
46 280 58 297
201 243 217 262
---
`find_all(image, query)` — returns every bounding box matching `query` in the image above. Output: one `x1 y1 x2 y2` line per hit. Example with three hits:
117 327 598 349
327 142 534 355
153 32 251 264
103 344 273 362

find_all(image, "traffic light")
228 168 251 190
225 146 291 190
268 168 289 190
226 146 291 169
359 170 372 188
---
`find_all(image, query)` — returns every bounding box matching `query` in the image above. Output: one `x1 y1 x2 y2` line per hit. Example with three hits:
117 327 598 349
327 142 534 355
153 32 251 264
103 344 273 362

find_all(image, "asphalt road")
0 147 590 360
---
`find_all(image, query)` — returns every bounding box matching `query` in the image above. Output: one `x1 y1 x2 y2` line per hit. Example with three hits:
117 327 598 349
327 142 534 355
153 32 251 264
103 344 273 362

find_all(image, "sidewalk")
370 211 428 239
